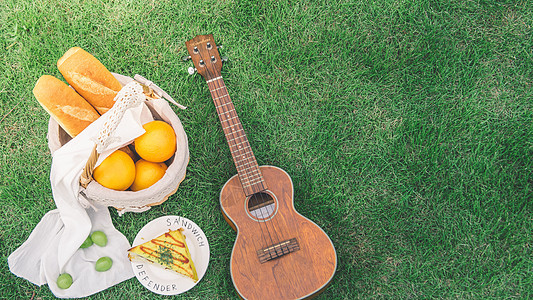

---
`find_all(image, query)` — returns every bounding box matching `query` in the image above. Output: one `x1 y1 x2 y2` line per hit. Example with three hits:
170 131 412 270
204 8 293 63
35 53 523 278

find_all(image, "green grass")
1 0 532 298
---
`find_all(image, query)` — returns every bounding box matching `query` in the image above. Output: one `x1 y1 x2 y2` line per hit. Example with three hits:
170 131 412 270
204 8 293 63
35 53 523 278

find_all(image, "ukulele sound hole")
247 192 276 221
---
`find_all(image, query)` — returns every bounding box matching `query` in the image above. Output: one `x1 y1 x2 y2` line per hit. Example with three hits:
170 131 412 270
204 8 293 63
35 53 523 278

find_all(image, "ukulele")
185 34 337 300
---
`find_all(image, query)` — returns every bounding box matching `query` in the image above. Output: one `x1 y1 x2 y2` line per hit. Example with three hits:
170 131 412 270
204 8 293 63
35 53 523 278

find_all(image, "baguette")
57 47 122 114
33 75 100 137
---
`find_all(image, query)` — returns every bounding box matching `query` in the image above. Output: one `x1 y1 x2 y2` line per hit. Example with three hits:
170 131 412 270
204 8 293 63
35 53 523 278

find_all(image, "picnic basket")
47 74 189 214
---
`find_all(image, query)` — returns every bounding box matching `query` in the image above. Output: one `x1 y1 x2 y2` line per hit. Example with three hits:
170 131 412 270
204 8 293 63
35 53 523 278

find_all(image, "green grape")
80 235 93 248
91 231 107 247
95 256 113 272
56 273 73 289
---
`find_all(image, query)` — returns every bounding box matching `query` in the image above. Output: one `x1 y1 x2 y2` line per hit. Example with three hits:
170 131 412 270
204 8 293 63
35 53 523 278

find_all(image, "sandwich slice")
128 228 198 282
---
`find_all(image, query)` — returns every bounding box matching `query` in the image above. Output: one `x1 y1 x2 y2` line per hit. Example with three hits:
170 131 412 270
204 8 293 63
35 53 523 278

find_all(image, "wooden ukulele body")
220 166 337 300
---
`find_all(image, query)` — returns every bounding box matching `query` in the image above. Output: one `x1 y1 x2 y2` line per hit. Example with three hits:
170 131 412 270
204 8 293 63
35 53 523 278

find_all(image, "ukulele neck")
206 76 267 196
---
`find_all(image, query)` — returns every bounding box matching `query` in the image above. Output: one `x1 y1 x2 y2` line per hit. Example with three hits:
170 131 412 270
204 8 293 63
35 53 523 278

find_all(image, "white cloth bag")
8 82 156 298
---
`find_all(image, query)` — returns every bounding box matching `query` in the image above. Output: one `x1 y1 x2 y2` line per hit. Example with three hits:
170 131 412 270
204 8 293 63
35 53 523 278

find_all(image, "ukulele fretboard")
207 76 266 196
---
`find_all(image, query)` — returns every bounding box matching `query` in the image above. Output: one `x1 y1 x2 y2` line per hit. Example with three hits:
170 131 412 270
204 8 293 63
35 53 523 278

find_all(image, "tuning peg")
221 56 228 62
187 67 197 75
217 44 222 49
182 55 191 62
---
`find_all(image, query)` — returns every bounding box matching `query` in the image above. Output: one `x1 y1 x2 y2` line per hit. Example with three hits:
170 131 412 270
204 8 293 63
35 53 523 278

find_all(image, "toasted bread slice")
128 228 198 282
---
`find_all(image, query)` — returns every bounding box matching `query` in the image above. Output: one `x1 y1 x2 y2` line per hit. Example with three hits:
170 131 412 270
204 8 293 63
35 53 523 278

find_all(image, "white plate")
130 215 210 295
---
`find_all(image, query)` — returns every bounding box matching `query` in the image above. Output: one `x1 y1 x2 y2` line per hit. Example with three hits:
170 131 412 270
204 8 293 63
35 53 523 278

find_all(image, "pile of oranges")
92 120 176 191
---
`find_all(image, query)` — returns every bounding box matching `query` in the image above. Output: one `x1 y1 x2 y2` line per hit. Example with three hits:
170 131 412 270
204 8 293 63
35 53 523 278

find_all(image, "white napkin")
8 95 153 298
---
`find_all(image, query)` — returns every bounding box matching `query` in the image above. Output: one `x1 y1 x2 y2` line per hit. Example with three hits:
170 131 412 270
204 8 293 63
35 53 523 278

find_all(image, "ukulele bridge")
257 238 300 263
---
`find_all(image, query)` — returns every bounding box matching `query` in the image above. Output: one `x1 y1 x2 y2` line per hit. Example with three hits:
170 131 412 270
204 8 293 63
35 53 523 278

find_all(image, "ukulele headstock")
185 34 223 81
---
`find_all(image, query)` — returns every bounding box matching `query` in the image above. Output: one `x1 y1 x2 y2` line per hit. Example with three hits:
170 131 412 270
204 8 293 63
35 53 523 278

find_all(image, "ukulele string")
258 188 293 257
255 191 282 259
197 49 272 252
207 75 287 256
207 77 275 250
254 194 276 260
205 64 290 258
200 47 265 194
210 79 286 256
256 191 286 257
199 44 291 261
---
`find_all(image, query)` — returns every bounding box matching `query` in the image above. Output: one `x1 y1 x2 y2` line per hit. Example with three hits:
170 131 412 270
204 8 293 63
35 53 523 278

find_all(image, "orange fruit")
93 150 136 191
130 159 168 191
134 120 176 163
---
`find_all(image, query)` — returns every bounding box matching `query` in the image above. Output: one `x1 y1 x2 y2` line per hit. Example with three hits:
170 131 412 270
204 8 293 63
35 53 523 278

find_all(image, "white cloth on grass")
8 85 154 298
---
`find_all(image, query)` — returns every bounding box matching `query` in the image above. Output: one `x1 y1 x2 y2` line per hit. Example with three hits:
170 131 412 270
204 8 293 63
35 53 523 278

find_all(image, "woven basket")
47 74 189 214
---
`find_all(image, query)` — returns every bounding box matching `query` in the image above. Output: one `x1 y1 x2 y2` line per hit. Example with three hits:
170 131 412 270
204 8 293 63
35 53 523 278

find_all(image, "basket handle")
80 146 98 188
134 74 187 110
79 82 145 188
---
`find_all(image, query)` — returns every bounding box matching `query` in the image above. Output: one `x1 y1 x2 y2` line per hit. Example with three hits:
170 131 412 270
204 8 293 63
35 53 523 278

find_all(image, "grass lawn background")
1 0 531 298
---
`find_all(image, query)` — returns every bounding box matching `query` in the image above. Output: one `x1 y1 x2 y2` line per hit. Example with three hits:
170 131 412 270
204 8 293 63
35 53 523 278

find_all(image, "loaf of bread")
33 75 100 137
57 47 123 114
